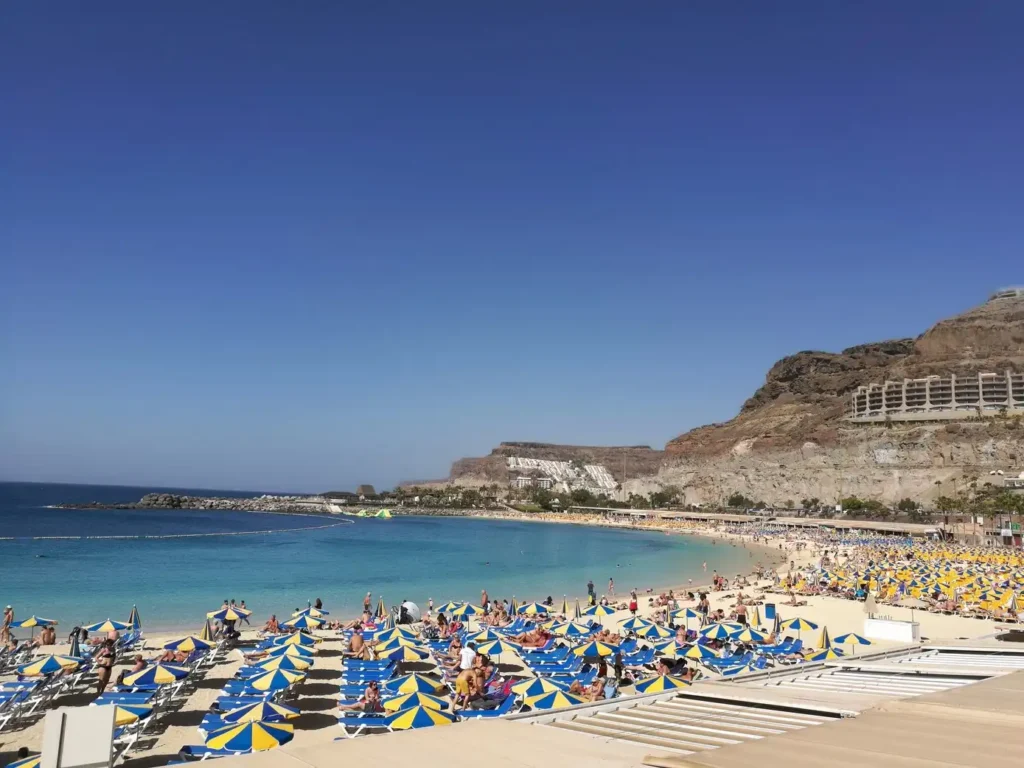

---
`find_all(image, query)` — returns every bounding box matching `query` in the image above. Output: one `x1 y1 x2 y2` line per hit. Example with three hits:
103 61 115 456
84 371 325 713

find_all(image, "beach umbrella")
272 633 318 647
163 636 211 653
634 675 691 693
113 704 153 727
257 654 311 672
205 721 294 752
772 613 782 636
385 645 430 662
382 674 443 695
583 604 615 617
525 690 586 710
382 691 449 711
10 616 58 628
511 678 568 697
620 617 653 632
384 705 456 730
670 608 701 622
292 607 329 618
560 596 570 615
18 655 81 677
451 604 482 619
639 624 674 640
122 663 189 687
207 607 250 622
517 602 550 616
128 605 142 631
781 617 818 638
469 629 501 643
199 619 214 642
652 641 684 660
378 614 396 631
731 627 769 644
242 669 305 693
68 632 82 659
747 605 762 628
375 597 388 621
281 614 323 631
816 626 832 649
572 641 618 658
437 601 463 614
5 756 39 768
220 700 300 724
375 627 418 643
85 619 129 633
699 622 742 641
833 633 872 647
265 644 315 659
476 639 519 657
574 599 582 620
554 622 594 638
375 637 420 653
805 647 845 662
681 644 718 660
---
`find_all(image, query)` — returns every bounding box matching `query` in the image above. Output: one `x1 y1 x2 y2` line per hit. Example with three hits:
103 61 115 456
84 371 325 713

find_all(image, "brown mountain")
440 290 1023 504
656 289 1024 504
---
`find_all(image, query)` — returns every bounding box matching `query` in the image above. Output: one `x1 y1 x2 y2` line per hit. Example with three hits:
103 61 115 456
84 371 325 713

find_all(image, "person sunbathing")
345 629 372 660
338 680 383 713
157 649 189 663
262 615 280 634
585 679 605 702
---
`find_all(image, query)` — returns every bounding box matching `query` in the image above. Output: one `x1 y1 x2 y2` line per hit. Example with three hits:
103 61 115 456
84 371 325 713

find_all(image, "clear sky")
2 3 1022 492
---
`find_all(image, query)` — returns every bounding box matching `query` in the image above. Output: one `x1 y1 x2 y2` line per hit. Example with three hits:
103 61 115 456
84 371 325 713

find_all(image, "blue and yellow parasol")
219 701 300 724
122 663 189 687
242 669 305 693
382 691 449 711
18 655 81 676
204 721 294 752
524 690 586 710
634 675 690 693
383 705 456 730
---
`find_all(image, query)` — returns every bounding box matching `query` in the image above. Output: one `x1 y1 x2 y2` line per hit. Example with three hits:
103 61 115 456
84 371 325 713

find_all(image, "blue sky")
2 3 1022 492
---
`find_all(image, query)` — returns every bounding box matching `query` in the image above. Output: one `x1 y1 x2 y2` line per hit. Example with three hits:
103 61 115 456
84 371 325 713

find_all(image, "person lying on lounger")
338 680 383 712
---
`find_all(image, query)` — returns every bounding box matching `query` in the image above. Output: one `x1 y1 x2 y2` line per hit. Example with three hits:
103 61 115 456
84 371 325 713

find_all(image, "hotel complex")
848 370 1024 422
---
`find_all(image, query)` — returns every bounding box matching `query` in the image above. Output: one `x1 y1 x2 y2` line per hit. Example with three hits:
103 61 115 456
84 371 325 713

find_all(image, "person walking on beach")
1 606 12 645
628 591 638 617
363 592 372 614
240 601 251 625
608 578 615 596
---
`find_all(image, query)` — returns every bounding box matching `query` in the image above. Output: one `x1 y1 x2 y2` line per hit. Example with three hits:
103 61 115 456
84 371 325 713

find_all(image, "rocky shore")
55 492 333 515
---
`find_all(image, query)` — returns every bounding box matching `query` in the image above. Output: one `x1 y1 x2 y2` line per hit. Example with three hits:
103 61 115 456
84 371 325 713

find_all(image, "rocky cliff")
653 291 1024 504
440 292 1023 505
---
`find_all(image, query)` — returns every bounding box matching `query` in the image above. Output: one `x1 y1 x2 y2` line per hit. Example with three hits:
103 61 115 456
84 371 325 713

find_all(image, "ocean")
0 482 764 633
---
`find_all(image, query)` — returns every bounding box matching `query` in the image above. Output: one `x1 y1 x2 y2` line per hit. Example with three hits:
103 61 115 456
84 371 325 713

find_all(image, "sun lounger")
94 691 156 706
458 694 518 718
178 745 249 761
211 695 271 712
337 712 390 738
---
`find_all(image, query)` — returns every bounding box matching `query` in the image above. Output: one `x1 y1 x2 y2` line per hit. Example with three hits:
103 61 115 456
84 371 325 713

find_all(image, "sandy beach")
0 517 1008 767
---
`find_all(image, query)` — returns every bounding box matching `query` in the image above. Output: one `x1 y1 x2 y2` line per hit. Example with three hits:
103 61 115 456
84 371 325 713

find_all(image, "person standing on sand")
702 561 707 572
1 606 12 645
608 578 615 596
363 592 372 614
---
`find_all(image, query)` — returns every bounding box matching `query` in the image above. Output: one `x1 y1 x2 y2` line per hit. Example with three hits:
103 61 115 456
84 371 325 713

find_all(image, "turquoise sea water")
0 482 765 633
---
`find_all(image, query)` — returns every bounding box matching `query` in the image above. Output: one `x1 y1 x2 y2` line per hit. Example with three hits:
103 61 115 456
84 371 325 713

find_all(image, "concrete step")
549 719 699 755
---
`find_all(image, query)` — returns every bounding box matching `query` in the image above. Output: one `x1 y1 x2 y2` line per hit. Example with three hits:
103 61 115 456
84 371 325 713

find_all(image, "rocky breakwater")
58 493 329 515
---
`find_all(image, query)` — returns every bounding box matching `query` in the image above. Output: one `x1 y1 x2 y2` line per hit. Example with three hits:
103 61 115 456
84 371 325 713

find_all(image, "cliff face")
658 292 1024 504
438 292 1023 504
